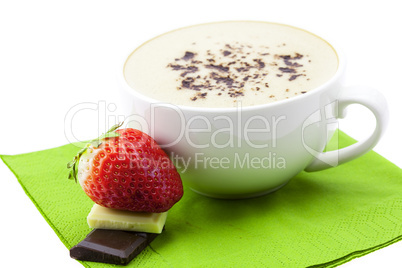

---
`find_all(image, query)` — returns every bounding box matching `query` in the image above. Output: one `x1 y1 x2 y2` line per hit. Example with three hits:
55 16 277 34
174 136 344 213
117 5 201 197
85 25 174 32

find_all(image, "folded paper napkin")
1 131 402 268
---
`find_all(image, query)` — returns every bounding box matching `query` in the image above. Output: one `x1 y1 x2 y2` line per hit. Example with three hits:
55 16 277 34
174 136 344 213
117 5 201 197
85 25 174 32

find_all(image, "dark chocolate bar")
70 229 158 265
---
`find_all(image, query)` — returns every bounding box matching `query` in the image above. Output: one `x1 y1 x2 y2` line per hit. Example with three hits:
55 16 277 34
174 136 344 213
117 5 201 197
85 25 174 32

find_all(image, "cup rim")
118 20 345 113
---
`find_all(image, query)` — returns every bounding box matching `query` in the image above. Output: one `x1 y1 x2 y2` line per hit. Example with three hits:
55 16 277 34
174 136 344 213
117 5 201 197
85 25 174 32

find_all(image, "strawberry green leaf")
99 132 121 139
90 121 124 148
67 122 124 183
67 159 75 169
106 121 124 133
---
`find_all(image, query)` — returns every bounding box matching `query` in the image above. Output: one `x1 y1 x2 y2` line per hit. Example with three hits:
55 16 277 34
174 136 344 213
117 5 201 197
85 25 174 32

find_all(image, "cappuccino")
124 21 338 108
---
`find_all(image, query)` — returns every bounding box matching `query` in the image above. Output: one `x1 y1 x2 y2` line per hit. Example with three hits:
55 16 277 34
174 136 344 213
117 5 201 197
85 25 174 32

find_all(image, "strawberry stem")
91 121 123 147
67 122 124 183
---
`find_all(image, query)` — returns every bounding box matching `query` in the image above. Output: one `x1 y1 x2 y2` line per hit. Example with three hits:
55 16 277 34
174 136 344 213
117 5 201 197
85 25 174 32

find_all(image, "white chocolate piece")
87 204 168 234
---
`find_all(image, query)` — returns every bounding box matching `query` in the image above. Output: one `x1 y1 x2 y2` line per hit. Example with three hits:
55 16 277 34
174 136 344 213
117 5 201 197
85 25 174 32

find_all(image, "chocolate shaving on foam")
167 45 311 101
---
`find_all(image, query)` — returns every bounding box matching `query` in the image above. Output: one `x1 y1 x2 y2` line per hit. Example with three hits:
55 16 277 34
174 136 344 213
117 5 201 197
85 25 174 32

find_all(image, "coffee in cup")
118 21 388 199
123 21 338 108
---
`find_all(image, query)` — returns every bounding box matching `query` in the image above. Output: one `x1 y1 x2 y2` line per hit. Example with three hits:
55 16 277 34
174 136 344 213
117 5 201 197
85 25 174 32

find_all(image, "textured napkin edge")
307 234 402 268
0 154 93 268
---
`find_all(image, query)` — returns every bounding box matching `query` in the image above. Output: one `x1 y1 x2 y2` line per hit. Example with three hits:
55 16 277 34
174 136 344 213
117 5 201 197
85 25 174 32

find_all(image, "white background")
0 0 401 267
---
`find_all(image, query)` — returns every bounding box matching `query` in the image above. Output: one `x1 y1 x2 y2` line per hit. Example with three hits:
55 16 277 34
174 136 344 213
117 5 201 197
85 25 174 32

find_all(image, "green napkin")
1 131 402 268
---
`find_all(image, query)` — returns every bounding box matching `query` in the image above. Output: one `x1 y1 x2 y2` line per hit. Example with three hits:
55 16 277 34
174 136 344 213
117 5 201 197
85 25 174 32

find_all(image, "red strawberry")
67 123 183 213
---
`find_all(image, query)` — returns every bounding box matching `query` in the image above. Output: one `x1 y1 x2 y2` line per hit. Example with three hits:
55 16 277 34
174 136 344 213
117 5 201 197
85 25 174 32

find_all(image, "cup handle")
304 85 389 172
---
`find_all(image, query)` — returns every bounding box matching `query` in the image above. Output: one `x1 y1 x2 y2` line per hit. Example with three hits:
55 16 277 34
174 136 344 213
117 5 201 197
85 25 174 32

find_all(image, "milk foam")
124 21 338 108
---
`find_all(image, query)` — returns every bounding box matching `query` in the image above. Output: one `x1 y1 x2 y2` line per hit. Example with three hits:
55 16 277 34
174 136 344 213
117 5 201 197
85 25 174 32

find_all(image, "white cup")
117 22 389 199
